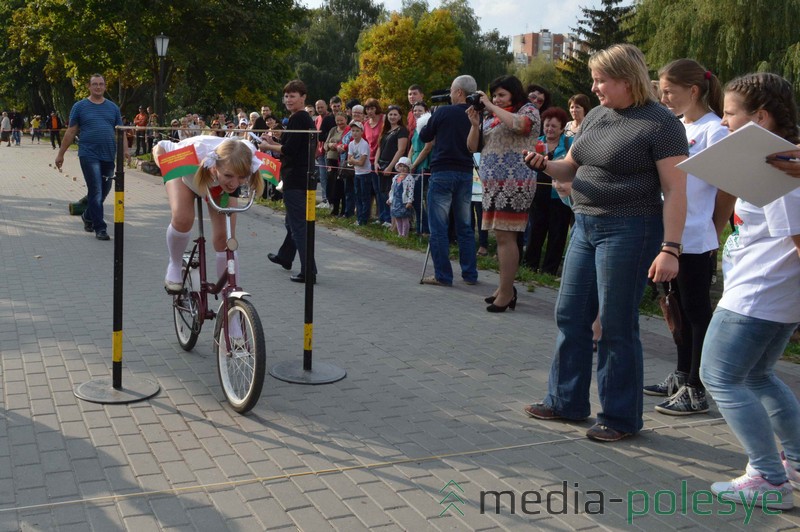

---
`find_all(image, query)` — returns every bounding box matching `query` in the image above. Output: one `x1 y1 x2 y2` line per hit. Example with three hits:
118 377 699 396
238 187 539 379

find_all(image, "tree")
291 0 384 103
440 0 512 89
2 0 302 119
630 0 800 99
339 10 461 108
555 0 634 98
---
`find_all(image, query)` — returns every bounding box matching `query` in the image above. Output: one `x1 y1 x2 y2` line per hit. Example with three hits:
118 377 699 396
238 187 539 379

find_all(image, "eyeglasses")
387 106 401 112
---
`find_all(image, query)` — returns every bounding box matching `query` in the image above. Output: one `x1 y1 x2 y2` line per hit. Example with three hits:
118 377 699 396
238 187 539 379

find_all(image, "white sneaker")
711 464 794 510
782 452 800 491
316 200 331 209
382 221 391 228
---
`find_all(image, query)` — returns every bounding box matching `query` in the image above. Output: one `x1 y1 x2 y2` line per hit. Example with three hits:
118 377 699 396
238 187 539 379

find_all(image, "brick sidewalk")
1 142 798 530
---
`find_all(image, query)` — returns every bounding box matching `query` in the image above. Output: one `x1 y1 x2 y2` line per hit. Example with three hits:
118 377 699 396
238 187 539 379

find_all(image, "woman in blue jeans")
522 44 688 442
699 72 800 510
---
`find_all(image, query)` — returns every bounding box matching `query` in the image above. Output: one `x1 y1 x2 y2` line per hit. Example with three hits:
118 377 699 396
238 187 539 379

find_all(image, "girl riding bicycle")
152 135 264 293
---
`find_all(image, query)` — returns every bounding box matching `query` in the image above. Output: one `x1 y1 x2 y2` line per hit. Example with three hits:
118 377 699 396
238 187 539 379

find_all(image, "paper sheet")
676 121 799 207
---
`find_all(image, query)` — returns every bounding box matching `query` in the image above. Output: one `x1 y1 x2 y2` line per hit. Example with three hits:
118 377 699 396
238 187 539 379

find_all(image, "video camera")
430 89 451 105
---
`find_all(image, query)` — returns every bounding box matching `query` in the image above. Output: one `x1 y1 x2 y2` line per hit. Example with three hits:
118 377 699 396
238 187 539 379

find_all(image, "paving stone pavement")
1 141 799 531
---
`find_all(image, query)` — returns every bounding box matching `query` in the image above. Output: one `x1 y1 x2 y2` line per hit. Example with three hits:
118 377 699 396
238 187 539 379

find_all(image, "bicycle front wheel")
173 260 201 351
214 299 266 414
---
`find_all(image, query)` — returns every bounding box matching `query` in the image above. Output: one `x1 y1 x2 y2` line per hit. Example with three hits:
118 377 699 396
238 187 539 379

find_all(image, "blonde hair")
194 139 265 198
588 44 653 107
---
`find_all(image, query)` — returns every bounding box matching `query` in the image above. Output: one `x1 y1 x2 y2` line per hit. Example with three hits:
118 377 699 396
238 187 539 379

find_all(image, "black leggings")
669 251 715 388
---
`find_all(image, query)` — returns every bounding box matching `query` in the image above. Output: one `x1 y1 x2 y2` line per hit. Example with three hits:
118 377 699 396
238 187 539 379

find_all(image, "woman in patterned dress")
467 75 540 312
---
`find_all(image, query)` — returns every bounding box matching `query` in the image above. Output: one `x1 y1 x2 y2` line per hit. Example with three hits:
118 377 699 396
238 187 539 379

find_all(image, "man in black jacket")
260 80 318 283
418 75 479 286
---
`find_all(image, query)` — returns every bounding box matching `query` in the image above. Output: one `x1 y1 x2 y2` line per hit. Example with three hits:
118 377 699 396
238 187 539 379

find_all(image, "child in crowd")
152 135 264 294
347 121 373 226
699 72 800 509
386 157 414 236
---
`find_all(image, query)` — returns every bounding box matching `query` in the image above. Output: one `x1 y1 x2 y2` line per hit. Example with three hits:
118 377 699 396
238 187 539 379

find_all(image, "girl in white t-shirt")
153 136 264 293
699 73 800 510
645 60 735 415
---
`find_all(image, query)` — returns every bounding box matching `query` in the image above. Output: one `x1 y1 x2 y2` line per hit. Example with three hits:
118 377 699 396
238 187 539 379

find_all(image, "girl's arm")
385 137 408 176
792 235 800 259
411 141 433 172
767 148 800 178
648 155 688 283
712 190 737 239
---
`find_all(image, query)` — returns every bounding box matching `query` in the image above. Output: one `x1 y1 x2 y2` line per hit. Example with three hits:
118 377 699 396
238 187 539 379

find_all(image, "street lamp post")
154 33 170 125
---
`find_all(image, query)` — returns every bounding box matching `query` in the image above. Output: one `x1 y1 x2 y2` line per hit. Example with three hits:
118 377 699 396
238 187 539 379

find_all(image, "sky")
299 0 625 38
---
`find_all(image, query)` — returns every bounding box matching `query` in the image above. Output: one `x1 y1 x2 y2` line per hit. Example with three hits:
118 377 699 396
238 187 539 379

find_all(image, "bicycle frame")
180 190 256 352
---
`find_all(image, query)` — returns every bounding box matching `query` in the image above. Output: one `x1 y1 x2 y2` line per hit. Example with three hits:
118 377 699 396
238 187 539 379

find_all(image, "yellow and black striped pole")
73 126 159 404
269 126 345 385
303 128 317 371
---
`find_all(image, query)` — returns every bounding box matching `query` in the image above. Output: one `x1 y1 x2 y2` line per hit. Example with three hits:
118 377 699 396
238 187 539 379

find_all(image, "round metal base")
74 376 160 404
269 361 346 385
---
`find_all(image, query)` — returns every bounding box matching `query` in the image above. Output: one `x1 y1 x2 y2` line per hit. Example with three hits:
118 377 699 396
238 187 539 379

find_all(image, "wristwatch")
661 241 683 253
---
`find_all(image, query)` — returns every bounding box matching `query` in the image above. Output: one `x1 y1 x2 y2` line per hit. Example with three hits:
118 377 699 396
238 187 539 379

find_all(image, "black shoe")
290 273 316 284
268 252 291 270
487 292 517 313
485 286 516 304
95 230 110 241
82 215 93 232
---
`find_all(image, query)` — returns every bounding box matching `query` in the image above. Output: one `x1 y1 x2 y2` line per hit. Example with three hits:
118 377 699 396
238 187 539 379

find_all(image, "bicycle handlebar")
206 188 257 214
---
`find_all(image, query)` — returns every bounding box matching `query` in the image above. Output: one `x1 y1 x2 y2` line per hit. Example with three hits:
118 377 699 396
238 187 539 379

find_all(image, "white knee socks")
166 224 192 282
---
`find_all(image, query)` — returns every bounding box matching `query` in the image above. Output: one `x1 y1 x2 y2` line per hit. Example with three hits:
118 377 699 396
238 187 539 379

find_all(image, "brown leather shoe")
523 403 562 420
586 423 631 442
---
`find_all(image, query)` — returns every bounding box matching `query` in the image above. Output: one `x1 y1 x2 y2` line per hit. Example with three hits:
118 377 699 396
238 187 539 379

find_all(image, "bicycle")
171 188 266 413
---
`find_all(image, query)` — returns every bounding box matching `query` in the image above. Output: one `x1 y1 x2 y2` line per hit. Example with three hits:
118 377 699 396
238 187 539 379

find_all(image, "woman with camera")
466 75 540 312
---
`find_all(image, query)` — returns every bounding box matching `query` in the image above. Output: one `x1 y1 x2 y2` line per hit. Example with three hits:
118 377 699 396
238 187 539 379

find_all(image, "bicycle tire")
173 259 201 351
215 298 266 414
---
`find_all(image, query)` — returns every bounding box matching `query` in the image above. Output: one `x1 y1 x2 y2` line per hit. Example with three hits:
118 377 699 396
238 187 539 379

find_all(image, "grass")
255 197 799 362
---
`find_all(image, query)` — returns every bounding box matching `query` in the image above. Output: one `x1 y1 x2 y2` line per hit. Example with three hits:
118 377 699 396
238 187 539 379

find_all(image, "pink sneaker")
711 464 794 510
782 452 800 491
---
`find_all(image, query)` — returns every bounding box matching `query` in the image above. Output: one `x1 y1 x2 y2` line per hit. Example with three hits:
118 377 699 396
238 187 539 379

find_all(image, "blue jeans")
371 172 389 223
700 308 800 483
427 170 477 285
316 156 329 202
544 213 662 434
79 157 115 233
12 130 21 145
354 172 373 225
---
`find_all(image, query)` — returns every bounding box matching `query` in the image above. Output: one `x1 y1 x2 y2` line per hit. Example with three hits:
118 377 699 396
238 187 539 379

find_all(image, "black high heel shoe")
485 286 516 304
486 288 517 313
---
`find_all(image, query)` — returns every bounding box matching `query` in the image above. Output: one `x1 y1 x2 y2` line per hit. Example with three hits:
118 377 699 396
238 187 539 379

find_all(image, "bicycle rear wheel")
173 260 201 351
215 299 266 413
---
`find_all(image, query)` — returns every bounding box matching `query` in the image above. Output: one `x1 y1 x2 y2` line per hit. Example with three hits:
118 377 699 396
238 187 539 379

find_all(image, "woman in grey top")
522 44 688 442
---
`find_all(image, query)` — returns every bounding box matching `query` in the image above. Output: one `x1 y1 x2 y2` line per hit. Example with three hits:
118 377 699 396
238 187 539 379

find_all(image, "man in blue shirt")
418 75 478 286
55 73 122 241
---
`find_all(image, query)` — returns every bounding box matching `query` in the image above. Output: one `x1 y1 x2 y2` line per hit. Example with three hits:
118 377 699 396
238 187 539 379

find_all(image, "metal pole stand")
270 127 346 385
74 128 160 404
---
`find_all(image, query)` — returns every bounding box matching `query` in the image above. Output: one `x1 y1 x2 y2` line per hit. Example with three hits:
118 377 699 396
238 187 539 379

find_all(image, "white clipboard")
676 121 799 207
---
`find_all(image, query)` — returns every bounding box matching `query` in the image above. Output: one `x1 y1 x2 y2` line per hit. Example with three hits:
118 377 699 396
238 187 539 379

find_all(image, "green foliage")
631 0 800 100
340 10 461 108
440 0 512 89
1 0 301 119
556 0 634 98
291 0 385 103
